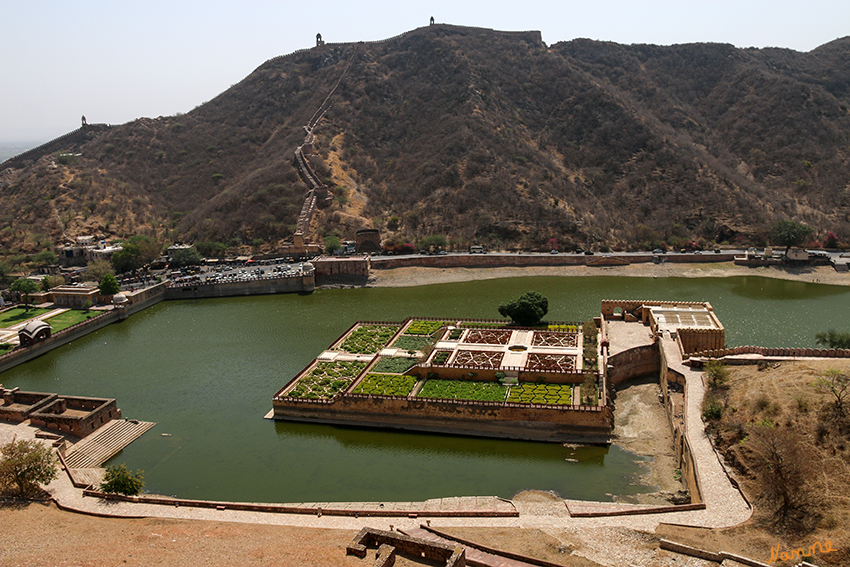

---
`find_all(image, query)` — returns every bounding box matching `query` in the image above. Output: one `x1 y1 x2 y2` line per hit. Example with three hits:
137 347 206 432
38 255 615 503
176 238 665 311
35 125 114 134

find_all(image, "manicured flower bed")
506 383 573 405
404 320 448 335
391 335 434 351
454 349 504 369
444 328 463 340
372 356 418 374
547 324 578 333
532 331 579 348
431 351 452 364
526 353 576 372
417 379 507 402
339 324 400 354
287 361 367 399
352 373 418 396
460 322 504 329
464 329 512 345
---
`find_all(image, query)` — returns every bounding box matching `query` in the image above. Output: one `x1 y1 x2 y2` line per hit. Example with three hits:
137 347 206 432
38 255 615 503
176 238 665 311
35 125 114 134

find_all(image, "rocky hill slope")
2 25 849 256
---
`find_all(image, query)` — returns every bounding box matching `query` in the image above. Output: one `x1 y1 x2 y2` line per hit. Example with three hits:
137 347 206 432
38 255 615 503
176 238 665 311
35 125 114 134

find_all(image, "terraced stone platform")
64 419 155 469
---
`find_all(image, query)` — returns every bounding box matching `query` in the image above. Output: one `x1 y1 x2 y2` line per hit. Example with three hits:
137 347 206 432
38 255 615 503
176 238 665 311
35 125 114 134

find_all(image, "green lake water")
2 275 848 502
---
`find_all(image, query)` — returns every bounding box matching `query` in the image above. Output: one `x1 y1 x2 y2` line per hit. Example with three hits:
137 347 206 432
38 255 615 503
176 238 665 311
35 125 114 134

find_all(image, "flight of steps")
63 419 155 469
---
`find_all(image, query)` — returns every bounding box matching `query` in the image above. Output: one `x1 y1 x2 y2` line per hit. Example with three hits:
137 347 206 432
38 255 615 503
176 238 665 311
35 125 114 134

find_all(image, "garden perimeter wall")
272 394 612 443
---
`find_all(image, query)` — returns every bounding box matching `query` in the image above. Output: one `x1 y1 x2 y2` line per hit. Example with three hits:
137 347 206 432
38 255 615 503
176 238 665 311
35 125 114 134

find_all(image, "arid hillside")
2 24 849 256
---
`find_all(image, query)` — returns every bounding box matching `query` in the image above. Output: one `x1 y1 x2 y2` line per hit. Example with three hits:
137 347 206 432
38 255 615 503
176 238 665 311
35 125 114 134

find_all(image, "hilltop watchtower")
316 33 324 47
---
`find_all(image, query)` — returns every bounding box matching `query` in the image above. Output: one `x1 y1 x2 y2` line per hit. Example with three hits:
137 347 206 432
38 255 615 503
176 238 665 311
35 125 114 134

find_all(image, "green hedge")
506 383 573 405
288 361 367 399
391 335 433 351
405 320 447 335
372 356 417 373
352 373 418 396
339 324 399 354
417 379 507 402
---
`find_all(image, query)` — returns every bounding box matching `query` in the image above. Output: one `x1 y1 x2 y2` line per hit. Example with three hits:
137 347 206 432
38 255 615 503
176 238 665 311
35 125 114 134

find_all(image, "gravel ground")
368 261 849 288
610 378 685 504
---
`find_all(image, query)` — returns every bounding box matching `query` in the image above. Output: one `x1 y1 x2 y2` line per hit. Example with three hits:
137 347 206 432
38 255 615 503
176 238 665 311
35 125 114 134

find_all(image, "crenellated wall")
678 327 725 356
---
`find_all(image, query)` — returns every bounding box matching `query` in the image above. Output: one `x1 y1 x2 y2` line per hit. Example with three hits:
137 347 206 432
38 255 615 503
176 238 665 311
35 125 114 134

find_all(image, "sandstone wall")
607 344 660 386
273 395 611 442
164 275 314 299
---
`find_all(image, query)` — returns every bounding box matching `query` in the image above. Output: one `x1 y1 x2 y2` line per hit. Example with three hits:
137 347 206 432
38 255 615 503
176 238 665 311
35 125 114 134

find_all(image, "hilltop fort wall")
1 123 111 170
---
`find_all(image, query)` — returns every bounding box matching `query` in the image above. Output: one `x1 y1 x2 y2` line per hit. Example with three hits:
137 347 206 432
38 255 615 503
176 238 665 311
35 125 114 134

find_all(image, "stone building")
18 320 51 346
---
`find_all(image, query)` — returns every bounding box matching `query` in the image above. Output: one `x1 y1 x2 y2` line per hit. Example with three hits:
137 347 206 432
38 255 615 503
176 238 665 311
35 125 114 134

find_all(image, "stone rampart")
689 345 850 360
313 255 370 285
658 343 703 504
272 395 611 442
125 282 167 313
0 124 112 170
164 274 314 299
678 327 725 356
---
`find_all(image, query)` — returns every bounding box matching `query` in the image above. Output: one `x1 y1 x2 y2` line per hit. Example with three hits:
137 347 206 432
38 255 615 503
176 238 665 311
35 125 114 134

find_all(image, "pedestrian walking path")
659 336 752 527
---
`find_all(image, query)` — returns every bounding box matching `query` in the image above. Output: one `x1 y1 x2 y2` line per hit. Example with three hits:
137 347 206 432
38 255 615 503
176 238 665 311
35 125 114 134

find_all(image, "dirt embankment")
368 261 849 288
610 378 686 504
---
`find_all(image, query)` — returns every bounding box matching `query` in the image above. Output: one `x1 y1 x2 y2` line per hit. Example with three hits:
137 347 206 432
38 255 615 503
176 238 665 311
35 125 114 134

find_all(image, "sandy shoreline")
367 261 848 288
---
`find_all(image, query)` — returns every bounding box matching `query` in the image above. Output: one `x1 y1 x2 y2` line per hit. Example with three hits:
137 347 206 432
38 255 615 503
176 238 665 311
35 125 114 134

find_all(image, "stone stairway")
64 419 155 469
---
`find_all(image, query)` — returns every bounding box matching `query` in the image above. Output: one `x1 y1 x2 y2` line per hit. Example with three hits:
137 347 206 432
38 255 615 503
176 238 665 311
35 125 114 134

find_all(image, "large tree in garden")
498 291 549 326
10 278 39 310
770 220 813 256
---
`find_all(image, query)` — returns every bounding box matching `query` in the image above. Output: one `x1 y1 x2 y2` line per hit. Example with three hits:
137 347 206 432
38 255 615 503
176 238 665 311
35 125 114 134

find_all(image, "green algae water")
3 275 849 502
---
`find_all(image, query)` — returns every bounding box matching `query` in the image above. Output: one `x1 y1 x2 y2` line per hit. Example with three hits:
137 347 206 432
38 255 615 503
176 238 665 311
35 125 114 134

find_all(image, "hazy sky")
2 0 848 145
